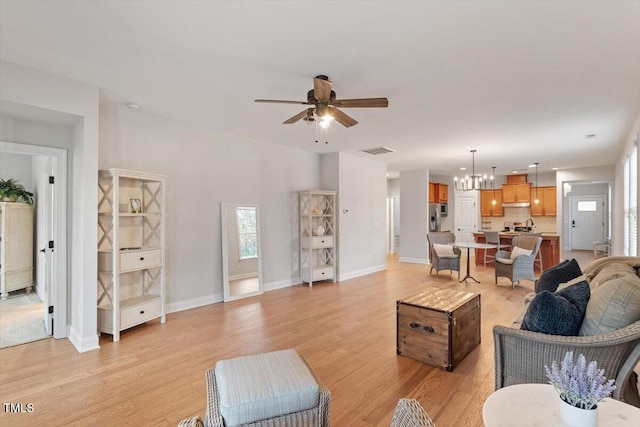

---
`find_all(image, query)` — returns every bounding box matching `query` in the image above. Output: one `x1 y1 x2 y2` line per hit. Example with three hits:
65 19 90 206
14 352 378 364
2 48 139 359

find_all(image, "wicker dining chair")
427 232 461 280
483 231 511 267
494 235 542 289
390 398 436 427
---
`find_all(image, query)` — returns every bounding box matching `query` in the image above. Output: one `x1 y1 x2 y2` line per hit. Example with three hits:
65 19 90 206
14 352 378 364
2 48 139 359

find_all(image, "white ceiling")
1 1 638 176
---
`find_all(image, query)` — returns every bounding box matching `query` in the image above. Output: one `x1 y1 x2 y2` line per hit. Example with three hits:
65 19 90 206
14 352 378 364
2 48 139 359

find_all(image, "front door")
570 196 605 250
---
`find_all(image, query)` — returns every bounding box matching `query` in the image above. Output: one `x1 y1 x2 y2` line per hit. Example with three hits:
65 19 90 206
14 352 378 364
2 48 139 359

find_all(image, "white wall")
321 152 387 280
99 105 319 309
1 60 101 353
387 177 400 197
399 169 429 264
0 152 32 188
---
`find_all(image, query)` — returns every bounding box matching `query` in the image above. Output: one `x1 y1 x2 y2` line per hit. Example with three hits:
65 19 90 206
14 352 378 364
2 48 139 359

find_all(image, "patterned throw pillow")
521 280 591 336
535 259 583 293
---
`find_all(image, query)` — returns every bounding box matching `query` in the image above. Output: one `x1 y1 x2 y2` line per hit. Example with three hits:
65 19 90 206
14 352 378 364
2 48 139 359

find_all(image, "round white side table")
483 383 640 427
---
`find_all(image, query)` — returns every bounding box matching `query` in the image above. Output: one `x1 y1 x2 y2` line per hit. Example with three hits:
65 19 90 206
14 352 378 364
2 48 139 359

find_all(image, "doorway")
569 195 606 250
0 141 67 346
386 196 400 254
455 192 478 243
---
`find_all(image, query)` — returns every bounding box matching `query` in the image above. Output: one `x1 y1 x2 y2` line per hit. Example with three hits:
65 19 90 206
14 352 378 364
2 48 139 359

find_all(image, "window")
236 207 258 259
624 145 637 256
577 201 597 212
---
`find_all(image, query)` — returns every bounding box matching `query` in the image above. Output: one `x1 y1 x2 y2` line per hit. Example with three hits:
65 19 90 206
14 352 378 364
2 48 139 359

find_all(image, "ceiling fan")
255 75 388 128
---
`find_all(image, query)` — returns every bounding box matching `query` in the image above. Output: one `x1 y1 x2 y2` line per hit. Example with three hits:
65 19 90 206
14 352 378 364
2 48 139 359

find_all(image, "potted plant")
0 178 34 204
545 351 616 427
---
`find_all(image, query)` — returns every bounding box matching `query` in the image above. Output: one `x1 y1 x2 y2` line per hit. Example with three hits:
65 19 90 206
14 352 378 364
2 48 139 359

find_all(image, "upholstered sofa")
493 256 640 407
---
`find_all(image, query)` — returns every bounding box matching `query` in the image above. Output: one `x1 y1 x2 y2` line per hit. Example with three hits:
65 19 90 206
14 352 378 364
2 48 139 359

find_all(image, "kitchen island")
472 232 560 271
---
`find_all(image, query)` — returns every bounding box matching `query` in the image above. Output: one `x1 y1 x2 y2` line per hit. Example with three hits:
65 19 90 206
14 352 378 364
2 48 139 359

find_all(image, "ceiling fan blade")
255 99 312 105
333 98 389 108
330 107 358 128
313 76 333 103
283 109 310 124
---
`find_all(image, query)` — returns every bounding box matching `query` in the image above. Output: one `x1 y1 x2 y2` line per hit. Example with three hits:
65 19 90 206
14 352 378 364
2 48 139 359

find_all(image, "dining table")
450 241 497 283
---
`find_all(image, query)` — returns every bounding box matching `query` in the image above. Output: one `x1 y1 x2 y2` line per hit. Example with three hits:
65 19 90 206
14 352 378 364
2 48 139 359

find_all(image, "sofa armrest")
493 322 640 406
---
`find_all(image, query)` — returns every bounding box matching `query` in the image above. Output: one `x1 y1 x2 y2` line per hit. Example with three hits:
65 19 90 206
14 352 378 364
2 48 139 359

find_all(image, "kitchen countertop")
476 231 560 237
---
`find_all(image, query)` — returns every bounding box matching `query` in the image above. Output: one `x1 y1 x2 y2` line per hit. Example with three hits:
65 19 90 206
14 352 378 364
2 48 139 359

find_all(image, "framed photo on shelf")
130 198 142 213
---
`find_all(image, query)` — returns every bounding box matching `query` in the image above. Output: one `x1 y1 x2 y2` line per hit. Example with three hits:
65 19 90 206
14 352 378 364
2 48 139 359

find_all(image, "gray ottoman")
206 349 330 427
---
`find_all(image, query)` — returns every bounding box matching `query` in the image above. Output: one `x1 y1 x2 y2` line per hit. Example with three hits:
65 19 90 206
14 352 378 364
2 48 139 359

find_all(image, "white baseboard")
68 328 100 353
166 293 223 314
398 257 429 264
338 264 387 281
264 278 301 292
229 272 258 281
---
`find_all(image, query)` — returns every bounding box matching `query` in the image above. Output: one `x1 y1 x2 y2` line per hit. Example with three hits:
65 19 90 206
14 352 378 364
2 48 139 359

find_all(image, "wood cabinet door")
502 185 516 202
480 190 492 217
492 190 504 216
438 184 448 203
515 183 531 202
531 187 556 216
429 182 436 203
480 190 503 216
543 187 556 215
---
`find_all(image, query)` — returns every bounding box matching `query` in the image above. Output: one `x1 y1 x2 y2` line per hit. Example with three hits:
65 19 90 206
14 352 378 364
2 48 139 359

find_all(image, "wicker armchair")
494 235 542 289
493 322 640 407
390 398 436 427
493 256 640 408
427 232 461 280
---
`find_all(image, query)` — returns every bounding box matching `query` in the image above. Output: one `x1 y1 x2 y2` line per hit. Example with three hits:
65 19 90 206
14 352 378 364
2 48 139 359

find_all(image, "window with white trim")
624 145 637 256
236 207 258 260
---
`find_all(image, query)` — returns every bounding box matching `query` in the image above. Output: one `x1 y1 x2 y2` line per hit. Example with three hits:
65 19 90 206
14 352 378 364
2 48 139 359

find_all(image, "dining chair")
483 231 512 267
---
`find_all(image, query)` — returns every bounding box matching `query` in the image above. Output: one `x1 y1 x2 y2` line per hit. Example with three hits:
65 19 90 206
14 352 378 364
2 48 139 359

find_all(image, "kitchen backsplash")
480 207 557 232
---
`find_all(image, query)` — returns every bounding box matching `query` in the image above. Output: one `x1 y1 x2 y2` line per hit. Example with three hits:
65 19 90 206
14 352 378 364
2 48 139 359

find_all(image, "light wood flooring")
0 255 565 426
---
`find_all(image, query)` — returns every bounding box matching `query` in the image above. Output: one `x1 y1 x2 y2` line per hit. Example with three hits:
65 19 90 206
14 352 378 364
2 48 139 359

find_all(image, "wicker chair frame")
493 256 640 408
494 235 542 288
427 232 461 280
389 398 436 427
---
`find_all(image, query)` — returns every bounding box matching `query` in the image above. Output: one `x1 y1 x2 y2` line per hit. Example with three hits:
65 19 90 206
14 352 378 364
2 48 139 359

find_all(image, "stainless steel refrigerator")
429 203 441 232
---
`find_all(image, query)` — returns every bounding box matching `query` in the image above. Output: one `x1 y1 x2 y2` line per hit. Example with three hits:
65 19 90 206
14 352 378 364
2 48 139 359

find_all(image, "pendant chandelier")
490 166 497 205
454 149 488 191
532 162 540 204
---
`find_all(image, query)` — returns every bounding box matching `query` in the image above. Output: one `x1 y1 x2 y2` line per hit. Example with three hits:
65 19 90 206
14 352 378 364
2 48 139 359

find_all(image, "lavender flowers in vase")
544 351 616 427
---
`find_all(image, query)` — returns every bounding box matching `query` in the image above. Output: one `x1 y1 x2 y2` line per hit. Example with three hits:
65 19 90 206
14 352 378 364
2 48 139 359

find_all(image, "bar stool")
484 231 511 267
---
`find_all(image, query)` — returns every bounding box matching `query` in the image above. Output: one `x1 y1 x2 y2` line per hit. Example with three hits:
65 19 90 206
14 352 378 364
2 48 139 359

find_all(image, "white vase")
559 398 598 427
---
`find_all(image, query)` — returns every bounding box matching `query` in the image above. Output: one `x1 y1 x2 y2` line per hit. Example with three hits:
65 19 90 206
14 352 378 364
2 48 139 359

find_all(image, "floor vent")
360 146 395 155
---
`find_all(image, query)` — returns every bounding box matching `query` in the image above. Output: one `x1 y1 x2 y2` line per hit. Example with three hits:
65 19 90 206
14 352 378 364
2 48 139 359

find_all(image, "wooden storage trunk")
397 288 481 371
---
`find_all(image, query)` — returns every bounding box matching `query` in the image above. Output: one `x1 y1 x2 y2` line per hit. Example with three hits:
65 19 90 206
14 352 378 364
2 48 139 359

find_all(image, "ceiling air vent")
360 146 396 155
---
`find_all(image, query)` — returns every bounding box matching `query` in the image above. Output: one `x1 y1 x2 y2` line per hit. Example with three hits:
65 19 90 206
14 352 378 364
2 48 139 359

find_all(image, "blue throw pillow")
535 259 582 294
521 280 590 336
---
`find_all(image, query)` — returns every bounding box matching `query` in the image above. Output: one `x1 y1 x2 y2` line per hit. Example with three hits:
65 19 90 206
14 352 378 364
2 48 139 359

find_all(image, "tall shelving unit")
97 169 167 341
299 190 337 287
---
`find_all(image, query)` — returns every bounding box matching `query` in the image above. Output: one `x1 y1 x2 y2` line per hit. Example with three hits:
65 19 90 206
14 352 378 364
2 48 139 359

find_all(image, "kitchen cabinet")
429 183 448 203
502 183 531 203
97 169 167 342
480 189 504 217
531 186 556 216
437 183 448 203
